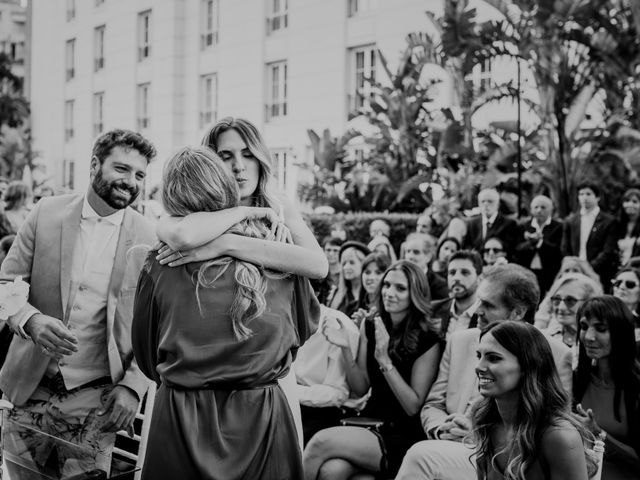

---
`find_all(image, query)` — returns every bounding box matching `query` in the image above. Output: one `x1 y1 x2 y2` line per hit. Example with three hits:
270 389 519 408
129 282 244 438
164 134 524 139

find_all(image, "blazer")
561 211 618 282
0 194 155 406
514 218 563 289
420 327 573 436
430 297 478 338
463 213 520 255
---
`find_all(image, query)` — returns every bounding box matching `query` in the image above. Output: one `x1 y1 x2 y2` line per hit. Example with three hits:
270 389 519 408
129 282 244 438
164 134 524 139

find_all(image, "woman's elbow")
158 224 196 250
308 253 329 279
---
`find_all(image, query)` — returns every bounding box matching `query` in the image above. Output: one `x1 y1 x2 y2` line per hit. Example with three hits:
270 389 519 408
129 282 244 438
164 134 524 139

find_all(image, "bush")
304 211 420 254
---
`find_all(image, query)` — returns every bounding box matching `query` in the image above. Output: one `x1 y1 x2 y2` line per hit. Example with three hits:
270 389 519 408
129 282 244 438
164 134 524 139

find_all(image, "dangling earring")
591 357 598 367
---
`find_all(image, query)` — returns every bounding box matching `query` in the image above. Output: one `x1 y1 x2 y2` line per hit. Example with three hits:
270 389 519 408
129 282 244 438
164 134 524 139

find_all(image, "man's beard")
92 168 139 209
450 283 474 300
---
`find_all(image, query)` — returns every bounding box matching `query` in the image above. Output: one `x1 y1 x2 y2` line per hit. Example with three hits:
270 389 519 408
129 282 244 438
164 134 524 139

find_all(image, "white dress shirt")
579 206 600 261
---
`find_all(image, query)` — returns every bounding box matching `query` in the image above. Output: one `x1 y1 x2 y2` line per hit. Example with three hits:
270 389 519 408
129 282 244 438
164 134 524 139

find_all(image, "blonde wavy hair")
162 146 283 340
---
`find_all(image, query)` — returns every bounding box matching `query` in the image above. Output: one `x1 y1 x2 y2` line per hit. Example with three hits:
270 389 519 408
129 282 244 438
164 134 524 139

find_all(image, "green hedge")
304 212 420 253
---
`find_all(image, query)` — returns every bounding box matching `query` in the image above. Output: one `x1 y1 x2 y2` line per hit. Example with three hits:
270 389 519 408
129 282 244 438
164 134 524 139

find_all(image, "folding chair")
112 381 157 480
589 433 606 480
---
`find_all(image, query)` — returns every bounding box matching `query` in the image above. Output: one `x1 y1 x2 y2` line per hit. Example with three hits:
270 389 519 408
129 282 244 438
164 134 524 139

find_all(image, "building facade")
29 0 451 195
0 0 26 83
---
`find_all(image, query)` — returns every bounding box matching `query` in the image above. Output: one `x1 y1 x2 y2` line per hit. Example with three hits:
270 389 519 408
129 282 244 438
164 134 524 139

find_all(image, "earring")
591 358 598 367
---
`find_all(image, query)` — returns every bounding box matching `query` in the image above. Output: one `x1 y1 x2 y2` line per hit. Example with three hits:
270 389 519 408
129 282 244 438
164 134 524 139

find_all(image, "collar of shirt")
82 196 125 226
531 216 551 231
449 298 478 319
483 212 498 226
579 206 600 219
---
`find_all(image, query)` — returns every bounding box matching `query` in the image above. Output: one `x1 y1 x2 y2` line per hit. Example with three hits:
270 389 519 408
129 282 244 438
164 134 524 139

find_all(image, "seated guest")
541 273 602 358
474 321 597 480
303 261 442 480
615 187 640 266
294 306 360 445
534 256 603 329
514 194 563 295
328 241 370 317
312 236 344 305
403 232 448 300
429 236 460 277
395 264 573 480
367 235 397 263
368 219 390 241
482 236 508 270
351 252 391 327
462 188 519 257
416 213 433 235
574 296 640 479
561 181 618 289
611 267 640 344
431 250 482 340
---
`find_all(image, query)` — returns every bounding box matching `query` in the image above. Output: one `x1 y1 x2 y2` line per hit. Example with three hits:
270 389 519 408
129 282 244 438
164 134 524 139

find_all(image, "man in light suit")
0 129 156 477
396 264 573 480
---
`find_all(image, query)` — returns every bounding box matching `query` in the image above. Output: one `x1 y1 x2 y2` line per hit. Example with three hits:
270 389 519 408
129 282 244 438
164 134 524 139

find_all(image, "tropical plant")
0 52 29 129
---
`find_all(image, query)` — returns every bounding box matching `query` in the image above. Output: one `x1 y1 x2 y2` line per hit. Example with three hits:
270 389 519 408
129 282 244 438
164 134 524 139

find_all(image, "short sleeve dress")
359 320 440 476
131 253 316 480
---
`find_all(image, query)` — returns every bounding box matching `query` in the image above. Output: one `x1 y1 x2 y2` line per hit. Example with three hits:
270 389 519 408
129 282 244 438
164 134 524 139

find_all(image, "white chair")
113 381 157 480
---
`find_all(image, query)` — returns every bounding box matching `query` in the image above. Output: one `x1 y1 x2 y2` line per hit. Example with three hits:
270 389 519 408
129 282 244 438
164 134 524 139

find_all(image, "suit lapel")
106 209 135 334
60 198 83 320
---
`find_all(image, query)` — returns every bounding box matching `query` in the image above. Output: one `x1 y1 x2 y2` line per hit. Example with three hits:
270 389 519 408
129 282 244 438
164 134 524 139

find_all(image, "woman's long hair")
162 146 280 341
329 247 366 312
616 188 640 239
375 260 438 363
472 321 596 480
201 117 280 211
574 296 640 454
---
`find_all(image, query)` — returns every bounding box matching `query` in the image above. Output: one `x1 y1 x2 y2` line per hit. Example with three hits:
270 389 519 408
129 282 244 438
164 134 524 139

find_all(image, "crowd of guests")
0 118 637 480
298 184 640 479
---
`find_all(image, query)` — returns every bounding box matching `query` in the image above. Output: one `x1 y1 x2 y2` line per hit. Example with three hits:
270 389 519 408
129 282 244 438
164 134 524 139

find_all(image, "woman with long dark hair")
303 260 441 479
473 321 596 480
573 296 640 479
616 188 640 266
132 147 317 479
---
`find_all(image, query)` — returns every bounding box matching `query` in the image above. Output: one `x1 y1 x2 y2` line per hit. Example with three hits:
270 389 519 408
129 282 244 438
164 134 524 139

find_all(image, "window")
200 0 219 49
271 149 291 190
94 25 105 72
138 10 152 61
66 0 75 21
64 100 74 141
65 39 75 81
63 159 76 190
266 0 288 34
199 74 217 128
265 61 287 121
137 83 150 130
350 45 376 112
10 42 25 64
93 92 104 137
348 0 373 16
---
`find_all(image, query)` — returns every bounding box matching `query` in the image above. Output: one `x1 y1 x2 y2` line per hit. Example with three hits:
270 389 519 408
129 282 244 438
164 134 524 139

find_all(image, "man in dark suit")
561 182 618 289
430 250 482 340
514 195 563 295
463 188 519 256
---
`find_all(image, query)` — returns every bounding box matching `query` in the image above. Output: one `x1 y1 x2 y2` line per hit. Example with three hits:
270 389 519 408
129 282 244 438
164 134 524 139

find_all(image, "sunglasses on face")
483 247 504 254
612 279 639 289
550 295 582 309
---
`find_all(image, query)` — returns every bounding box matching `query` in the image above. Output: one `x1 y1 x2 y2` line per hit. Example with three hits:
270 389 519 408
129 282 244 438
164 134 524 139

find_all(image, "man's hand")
437 413 472 441
98 386 139 436
24 314 78 359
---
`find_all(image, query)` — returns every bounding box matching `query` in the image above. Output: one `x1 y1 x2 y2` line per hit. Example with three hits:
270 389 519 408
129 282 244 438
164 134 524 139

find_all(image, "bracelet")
379 363 395 373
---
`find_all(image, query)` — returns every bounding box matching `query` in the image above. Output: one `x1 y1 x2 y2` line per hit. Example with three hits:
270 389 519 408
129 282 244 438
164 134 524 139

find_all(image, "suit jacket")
463 213 520 255
0 194 155 406
514 218 563 291
561 211 618 283
420 327 573 436
430 297 478 338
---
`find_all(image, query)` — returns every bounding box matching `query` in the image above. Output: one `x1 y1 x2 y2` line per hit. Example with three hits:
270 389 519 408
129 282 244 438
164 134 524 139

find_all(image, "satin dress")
132 253 316 480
